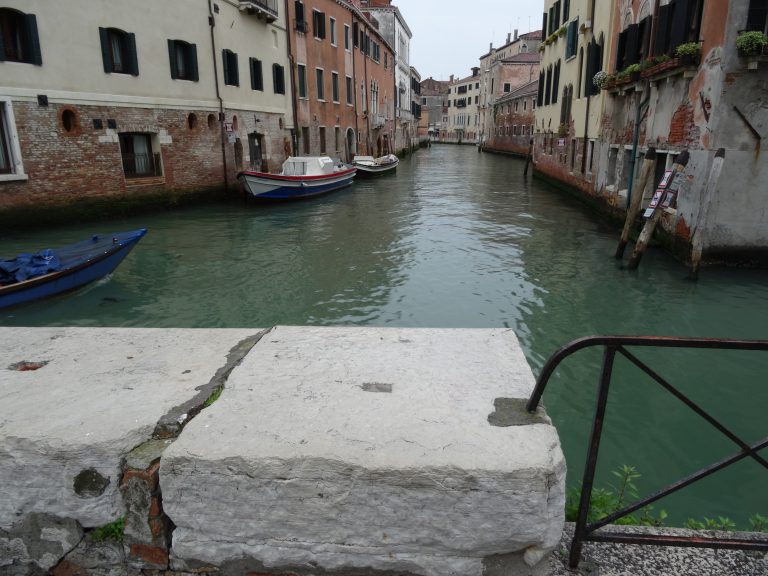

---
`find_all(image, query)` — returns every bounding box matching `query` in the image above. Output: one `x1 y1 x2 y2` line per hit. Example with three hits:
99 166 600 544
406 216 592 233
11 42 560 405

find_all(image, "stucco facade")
417 77 449 141
487 80 538 156
0 0 294 213
360 0 413 154
287 0 395 161
444 70 482 144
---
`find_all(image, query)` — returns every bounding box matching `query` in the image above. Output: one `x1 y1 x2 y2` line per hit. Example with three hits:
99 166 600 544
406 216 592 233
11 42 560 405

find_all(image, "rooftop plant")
736 31 768 56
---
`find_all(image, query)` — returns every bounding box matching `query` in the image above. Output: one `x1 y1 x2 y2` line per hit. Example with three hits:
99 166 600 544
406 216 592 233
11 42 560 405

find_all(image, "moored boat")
238 156 356 201
0 229 147 309
352 154 399 177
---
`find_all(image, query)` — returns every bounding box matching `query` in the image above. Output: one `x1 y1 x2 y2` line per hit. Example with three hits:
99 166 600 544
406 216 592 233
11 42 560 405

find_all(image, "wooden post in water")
628 150 690 270
523 139 534 176
616 147 657 259
690 148 726 279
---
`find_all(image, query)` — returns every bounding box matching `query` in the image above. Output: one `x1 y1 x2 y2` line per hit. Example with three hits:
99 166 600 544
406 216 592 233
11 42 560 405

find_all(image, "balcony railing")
239 0 278 22
122 152 162 179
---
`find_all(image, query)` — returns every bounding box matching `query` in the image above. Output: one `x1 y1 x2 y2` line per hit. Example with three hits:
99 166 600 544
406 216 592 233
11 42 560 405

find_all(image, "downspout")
207 0 228 190
285 0 299 155
626 94 650 208
352 17 359 157
364 36 371 154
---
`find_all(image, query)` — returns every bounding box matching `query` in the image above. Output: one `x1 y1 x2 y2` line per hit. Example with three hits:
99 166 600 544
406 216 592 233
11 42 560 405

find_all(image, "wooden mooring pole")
628 150 690 270
616 147 657 259
690 148 726 279
523 139 534 176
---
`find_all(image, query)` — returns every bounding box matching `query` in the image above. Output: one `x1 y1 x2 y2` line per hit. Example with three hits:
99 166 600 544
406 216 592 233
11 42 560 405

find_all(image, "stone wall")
0 326 565 576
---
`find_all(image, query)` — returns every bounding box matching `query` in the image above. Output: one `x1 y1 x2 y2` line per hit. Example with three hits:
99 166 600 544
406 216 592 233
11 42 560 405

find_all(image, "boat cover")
0 250 61 285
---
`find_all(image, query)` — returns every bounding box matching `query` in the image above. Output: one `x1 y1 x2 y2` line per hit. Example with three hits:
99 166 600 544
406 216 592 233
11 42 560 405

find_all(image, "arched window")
99 27 138 75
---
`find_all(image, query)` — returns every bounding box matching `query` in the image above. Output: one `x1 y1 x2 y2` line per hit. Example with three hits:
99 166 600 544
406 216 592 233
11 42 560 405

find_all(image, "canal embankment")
0 326 565 575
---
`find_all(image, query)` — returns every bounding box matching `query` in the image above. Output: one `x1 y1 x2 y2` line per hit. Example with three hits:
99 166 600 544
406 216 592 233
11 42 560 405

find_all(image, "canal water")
2 145 767 526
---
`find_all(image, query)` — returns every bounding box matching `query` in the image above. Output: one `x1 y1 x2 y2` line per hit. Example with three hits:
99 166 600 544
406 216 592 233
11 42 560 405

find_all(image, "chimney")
514 29 518 41
506 32 511 44
450 74 454 82
472 66 480 77
489 42 493 51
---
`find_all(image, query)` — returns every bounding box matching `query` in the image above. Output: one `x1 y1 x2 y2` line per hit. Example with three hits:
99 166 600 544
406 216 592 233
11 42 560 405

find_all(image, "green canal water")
2 145 767 527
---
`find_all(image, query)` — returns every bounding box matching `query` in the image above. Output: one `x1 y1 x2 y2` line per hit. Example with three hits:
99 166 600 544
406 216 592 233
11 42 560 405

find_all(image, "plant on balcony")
557 26 567 38
625 63 642 80
735 31 768 57
675 42 701 65
593 70 609 89
538 44 545 53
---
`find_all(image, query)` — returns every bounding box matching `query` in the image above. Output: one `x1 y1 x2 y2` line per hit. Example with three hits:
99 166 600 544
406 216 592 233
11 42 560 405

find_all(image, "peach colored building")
287 0 395 162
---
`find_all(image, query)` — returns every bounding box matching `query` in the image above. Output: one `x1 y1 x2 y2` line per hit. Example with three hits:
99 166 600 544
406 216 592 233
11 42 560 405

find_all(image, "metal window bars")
526 335 768 568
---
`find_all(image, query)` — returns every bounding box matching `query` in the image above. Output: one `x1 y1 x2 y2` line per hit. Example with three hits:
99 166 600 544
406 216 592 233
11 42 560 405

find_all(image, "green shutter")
126 32 139 76
24 14 42 65
222 49 230 84
168 40 178 79
189 43 199 81
232 52 239 86
99 27 112 73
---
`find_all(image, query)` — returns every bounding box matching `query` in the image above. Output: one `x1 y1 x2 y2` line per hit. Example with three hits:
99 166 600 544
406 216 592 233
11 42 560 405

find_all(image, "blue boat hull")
0 229 146 309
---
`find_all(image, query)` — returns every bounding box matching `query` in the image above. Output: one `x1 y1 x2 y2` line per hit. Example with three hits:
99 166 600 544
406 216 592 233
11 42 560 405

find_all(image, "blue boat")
0 228 147 309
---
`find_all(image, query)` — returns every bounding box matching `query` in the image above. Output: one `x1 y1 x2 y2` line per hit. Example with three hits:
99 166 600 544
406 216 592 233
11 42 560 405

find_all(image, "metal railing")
121 152 162 179
239 0 278 20
526 335 768 568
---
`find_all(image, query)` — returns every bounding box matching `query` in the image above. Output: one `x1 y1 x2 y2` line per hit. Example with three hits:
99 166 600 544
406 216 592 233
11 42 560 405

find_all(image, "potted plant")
675 42 701 66
735 31 768 57
625 63 642 81
557 26 567 38
593 70 609 89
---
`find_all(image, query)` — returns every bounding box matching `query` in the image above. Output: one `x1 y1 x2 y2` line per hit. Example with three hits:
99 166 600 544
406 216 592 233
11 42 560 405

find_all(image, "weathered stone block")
162 327 565 576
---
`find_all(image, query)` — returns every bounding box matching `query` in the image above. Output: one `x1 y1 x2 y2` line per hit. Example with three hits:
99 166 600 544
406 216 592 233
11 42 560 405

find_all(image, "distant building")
444 68 482 144
478 30 542 148
409 66 423 148
488 80 538 156
417 77 450 141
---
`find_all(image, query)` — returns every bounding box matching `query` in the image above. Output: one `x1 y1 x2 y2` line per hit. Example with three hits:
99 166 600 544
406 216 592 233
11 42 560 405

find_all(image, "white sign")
223 121 234 133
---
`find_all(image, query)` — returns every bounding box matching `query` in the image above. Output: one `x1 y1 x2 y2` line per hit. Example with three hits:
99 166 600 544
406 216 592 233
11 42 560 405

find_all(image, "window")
566 18 578 59
99 27 138 75
319 126 326 153
346 75 353 105
313 10 326 40
301 126 310 154
168 40 198 81
250 58 263 90
316 68 325 100
330 17 336 45
0 9 42 65
332 72 339 102
503 83 511 92
273 63 285 94
222 49 238 86
297 64 307 98
344 24 350 49
747 0 768 32
295 0 308 32
0 99 25 179
353 22 359 47
119 133 161 178
384 53 388 68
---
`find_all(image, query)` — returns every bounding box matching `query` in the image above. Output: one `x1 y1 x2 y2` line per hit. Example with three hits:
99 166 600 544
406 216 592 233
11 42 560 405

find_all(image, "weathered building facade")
478 31 542 148
488 80 538 156
598 0 768 260
361 0 413 153
417 77 449 141
287 0 395 161
444 69 481 143
0 0 294 215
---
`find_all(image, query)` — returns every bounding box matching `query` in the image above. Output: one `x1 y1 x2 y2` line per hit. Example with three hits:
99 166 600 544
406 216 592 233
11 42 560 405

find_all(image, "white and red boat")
238 156 356 201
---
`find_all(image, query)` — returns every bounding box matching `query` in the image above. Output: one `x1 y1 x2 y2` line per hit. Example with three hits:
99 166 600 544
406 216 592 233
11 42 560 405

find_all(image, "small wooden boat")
238 156 356 201
352 154 399 177
0 228 147 309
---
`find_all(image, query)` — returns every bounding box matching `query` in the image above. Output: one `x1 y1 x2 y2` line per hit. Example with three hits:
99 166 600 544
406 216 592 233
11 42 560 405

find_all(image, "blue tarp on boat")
0 249 61 285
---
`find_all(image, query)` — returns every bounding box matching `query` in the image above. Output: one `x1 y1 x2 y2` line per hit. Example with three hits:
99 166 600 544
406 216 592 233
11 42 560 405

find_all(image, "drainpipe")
352 17 360 157
626 94 651 209
580 0 596 175
207 0 228 190
364 36 371 154
285 0 299 156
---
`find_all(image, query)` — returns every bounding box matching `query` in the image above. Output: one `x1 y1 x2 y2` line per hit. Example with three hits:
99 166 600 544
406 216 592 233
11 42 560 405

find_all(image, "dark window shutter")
24 14 42 65
168 40 178 79
0 29 5 60
552 61 560 104
99 27 112 72
537 71 544 106
747 0 768 31
542 13 548 38
545 67 552 105
615 29 627 71
295 0 304 23
625 24 639 66
126 32 138 75
638 16 652 61
584 43 592 97
188 43 198 81
670 0 688 51
231 52 238 86
563 0 570 22
654 3 671 55
555 1 561 28
591 40 603 95
549 7 555 34
222 49 230 84
353 22 359 46
320 12 326 39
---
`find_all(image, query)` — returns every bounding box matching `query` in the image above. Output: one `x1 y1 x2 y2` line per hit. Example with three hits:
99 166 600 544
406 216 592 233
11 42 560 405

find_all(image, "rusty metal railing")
526 336 768 568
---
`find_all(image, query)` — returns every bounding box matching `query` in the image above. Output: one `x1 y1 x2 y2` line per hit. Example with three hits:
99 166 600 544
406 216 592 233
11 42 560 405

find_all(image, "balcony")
238 0 278 23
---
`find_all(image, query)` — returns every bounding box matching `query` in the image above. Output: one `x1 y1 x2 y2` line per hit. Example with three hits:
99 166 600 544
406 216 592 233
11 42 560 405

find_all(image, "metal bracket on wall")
733 105 762 143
